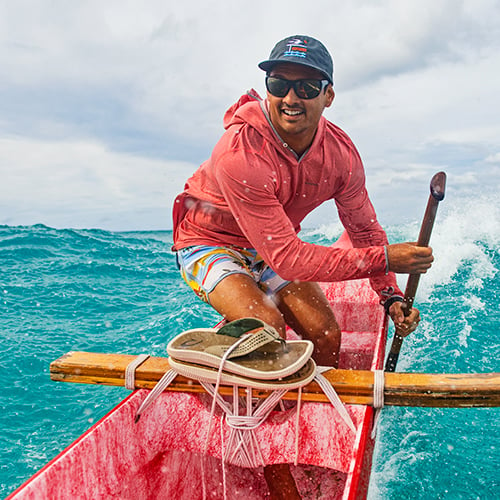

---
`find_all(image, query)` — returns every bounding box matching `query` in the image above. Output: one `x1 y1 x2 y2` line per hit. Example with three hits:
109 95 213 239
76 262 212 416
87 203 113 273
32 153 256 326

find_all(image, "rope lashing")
134 367 177 422
371 369 385 438
373 369 385 408
315 366 356 433
201 334 289 468
125 354 150 390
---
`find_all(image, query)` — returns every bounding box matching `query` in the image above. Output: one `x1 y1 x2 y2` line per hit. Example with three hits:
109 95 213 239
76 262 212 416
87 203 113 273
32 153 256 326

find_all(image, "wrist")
383 295 404 315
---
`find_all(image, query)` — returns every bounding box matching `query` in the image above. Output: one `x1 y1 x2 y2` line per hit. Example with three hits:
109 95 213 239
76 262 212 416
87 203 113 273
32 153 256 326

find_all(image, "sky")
1 0 499 231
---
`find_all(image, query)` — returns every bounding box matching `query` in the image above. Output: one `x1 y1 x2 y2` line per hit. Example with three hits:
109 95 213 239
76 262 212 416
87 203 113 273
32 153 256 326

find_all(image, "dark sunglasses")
265 76 330 99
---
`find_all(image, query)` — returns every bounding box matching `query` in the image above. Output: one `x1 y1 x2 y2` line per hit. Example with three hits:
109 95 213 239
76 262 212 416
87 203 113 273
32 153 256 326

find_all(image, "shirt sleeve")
215 148 392 288
333 145 403 300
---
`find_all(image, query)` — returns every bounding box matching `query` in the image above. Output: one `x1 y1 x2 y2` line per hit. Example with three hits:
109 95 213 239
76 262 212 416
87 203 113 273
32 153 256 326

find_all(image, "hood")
223 89 263 129
222 89 282 146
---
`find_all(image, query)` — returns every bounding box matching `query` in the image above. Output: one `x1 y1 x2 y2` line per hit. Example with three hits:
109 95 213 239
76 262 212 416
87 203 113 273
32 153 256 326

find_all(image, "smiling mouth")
282 108 304 117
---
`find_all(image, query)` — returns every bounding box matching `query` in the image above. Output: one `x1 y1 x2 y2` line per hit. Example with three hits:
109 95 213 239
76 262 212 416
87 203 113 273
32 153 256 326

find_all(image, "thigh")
276 281 341 367
208 273 287 337
177 245 254 303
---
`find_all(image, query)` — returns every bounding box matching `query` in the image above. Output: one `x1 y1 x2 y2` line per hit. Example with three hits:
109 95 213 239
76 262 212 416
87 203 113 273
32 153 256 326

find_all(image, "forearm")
251 228 389 283
339 214 404 301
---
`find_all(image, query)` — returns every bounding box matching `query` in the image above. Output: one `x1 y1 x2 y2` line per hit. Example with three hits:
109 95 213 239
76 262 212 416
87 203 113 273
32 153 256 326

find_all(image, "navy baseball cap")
258 35 334 84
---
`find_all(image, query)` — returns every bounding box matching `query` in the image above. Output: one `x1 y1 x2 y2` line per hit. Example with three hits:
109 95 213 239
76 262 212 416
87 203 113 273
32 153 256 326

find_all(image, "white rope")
125 354 150 390
315 366 357 433
294 387 303 466
373 369 385 408
198 332 290 469
221 420 228 500
228 388 288 466
371 369 385 438
201 379 288 468
134 368 177 422
202 334 253 454
131 344 386 477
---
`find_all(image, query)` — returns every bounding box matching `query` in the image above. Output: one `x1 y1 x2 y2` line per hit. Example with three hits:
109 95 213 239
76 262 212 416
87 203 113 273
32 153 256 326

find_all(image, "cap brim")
258 59 332 84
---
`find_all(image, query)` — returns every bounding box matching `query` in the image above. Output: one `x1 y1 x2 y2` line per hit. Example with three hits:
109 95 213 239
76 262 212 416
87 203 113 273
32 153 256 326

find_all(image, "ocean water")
1 196 499 499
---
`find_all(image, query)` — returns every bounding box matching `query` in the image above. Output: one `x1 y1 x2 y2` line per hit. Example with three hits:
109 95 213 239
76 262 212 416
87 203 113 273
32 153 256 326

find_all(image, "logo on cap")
283 37 308 59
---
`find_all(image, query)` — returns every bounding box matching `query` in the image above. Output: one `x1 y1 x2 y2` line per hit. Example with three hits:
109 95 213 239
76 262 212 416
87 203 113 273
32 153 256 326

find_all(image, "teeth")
283 109 302 116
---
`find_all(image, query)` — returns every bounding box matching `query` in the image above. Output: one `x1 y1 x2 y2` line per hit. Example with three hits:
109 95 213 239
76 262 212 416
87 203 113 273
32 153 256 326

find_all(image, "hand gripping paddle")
385 171 447 372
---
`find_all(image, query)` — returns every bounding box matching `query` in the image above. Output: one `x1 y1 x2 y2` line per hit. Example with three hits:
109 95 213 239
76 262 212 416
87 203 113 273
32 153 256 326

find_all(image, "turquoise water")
1 198 499 498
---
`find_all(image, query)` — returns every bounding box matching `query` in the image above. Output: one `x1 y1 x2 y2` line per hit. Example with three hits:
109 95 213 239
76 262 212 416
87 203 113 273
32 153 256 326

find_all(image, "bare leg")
276 281 341 368
207 276 341 366
263 464 301 499
208 273 287 336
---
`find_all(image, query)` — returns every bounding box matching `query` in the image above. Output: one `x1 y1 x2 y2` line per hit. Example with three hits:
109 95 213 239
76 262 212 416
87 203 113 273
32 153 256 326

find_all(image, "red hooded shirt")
172 90 402 299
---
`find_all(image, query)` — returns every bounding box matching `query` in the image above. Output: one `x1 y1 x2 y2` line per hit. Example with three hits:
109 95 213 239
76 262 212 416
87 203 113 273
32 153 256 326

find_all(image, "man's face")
267 63 335 153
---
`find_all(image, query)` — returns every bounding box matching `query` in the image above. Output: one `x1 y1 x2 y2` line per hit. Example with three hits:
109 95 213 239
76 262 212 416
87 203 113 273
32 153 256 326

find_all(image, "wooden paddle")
385 171 447 372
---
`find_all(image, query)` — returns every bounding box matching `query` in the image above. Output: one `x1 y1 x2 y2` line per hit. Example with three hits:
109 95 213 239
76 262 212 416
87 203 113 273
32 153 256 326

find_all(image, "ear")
324 85 335 108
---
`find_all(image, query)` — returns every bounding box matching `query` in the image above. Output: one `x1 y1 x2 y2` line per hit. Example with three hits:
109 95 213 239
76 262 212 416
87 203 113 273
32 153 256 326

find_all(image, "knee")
234 311 286 338
261 311 287 339
245 294 287 338
303 316 341 356
224 304 287 339
302 312 340 340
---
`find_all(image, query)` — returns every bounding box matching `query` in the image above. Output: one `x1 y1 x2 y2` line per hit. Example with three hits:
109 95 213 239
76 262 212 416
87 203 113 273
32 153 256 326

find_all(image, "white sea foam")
415 194 499 301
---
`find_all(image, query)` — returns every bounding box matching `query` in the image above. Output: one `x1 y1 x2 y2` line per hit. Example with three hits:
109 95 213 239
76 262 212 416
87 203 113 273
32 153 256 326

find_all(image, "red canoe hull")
8 234 388 499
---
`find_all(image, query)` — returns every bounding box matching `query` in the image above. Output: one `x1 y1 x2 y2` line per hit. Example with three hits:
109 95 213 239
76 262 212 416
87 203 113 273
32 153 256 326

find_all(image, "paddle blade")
416 171 447 248
430 171 446 202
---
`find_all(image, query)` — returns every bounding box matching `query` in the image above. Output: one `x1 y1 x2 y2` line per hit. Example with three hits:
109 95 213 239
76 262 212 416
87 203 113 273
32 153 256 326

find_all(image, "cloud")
331 0 500 87
0 0 499 229
0 136 197 230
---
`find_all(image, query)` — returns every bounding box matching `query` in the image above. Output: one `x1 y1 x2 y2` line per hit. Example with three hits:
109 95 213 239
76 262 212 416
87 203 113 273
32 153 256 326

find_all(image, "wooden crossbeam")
50 351 500 408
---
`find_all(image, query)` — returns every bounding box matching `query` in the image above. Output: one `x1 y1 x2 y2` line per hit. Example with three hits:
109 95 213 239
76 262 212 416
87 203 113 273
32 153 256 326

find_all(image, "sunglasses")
265 76 330 99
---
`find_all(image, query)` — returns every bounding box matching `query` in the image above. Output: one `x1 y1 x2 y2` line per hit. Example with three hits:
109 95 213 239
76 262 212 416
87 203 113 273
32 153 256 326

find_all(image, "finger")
395 308 420 336
415 245 433 256
395 320 418 337
405 309 420 325
413 257 434 273
389 302 405 323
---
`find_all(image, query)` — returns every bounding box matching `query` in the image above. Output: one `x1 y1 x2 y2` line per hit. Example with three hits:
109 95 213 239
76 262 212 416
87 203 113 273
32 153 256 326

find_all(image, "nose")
282 85 301 105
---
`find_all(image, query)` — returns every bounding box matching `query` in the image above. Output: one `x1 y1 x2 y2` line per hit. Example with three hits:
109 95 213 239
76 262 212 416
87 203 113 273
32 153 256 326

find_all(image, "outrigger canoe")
8 230 499 500
7 232 389 499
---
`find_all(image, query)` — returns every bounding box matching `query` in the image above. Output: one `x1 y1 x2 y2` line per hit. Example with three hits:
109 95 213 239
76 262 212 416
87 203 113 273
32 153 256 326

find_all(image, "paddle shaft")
385 172 446 372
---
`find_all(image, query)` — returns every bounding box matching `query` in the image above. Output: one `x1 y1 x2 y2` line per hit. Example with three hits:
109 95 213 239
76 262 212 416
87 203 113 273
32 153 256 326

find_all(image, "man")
172 34 432 360
172 35 433 498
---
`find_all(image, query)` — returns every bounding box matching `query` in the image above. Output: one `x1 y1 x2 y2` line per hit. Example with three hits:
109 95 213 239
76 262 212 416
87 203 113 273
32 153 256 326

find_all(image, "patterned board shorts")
175 245 290 304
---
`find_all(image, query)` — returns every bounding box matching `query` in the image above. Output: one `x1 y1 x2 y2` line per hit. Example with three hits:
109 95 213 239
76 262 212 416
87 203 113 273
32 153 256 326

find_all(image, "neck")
283 132 315 157
262 100 318 157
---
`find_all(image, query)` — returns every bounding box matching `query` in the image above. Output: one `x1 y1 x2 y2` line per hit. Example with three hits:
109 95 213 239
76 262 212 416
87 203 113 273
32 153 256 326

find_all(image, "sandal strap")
209 318 285 358
217 318 268 337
